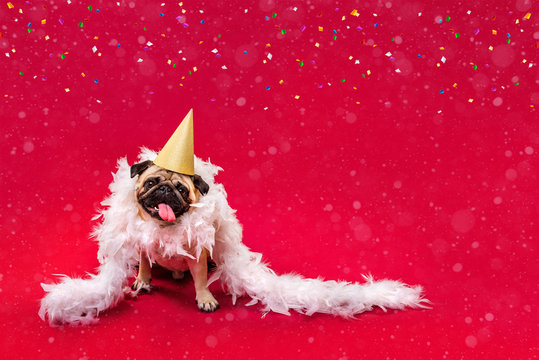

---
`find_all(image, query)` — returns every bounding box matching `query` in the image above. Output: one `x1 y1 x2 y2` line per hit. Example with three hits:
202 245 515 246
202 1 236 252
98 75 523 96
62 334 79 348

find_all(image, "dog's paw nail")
131 279 151 293
197 300 219 312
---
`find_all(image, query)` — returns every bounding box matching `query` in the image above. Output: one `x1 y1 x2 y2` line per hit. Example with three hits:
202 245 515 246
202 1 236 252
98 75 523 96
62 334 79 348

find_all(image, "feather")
39 149 429 325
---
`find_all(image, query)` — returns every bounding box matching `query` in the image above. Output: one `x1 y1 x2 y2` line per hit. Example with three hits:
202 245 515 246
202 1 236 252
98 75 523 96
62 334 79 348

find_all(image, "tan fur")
132 165 219 312
135 165 199 213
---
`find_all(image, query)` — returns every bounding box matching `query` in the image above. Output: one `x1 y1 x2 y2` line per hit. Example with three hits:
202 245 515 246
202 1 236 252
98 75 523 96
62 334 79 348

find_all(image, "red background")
1 0 538 359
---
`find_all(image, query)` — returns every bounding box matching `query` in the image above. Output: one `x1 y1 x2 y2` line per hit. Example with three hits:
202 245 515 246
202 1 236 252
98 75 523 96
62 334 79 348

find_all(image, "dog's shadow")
101 264 224 323
132 263 223 307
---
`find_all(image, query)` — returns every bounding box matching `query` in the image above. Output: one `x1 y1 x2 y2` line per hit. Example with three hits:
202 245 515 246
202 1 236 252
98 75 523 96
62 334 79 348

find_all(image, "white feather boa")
39 148 429 325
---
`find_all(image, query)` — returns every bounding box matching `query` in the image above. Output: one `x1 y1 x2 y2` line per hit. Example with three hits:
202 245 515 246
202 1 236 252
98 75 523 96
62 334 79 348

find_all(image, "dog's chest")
147 239 193 271
152 252 190 272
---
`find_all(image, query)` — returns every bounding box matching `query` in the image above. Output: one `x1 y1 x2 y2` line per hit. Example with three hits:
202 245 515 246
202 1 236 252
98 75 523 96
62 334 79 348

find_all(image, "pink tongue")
158 203 176 222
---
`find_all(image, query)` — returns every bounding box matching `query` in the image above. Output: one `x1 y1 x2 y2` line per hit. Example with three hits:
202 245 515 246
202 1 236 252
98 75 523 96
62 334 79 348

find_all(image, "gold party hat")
153 109 195 175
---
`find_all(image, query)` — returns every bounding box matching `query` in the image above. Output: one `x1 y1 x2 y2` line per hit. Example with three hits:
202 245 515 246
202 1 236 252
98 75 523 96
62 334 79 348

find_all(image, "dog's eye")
176 184 188 195
144 179 158 190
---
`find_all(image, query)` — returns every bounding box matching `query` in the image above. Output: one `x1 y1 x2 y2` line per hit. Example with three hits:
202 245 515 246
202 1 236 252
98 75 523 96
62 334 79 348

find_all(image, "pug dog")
129 160 219 312
39 148 428 325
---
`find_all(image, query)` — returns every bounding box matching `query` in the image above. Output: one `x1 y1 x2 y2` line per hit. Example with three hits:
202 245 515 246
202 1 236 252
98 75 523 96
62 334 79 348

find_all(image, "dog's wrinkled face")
130 160 209 224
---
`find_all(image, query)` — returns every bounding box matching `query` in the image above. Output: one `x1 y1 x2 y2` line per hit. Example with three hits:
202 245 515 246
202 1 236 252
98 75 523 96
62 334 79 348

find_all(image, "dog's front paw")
196 291 220 312
131 278 152 293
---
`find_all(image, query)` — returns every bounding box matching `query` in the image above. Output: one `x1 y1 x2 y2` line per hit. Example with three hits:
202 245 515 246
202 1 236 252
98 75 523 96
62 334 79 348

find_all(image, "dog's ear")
192 174 209 195
130 160 153 178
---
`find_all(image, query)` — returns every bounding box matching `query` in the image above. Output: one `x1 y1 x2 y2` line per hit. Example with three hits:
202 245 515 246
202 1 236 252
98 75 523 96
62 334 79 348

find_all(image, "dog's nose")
158 185 171 193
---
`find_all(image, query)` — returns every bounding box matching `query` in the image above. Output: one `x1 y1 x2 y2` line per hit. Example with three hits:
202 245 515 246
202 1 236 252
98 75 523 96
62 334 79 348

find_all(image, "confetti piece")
446 16 450 21
94 79 98 83
272 12 277 18
468 98 473 103
340 79 345 83
350 9 358 16
294 95 300 99
137 58 143 62
441 56 446 63
492 30 497 35
315 42 320 47
524 13 531 20
455 32 460 38
45 35 49 40
279 80 284 84
41 19 46 24
318 26 323 31
267 53 272 60
81 72 86 77
7 2 14 9
92 46 97 53
281 29 286 34
488 45 493 51
65 88 70 92
78 22 83 27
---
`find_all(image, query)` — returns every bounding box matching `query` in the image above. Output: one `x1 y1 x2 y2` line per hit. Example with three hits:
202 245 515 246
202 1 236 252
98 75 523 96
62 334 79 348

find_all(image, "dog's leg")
131 251 152 292
187 249 219 312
